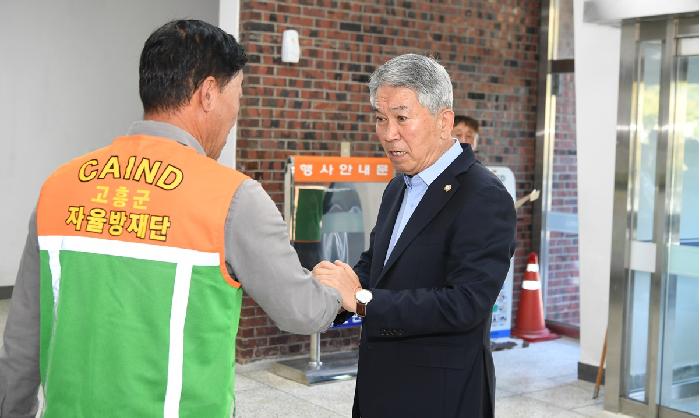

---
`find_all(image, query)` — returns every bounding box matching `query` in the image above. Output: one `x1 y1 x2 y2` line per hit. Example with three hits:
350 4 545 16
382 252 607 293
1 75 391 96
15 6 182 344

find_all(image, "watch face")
356 289 373 304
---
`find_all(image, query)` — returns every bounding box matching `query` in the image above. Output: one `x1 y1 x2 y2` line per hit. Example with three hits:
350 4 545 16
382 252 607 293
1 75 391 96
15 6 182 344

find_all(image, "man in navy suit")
315 53 516 418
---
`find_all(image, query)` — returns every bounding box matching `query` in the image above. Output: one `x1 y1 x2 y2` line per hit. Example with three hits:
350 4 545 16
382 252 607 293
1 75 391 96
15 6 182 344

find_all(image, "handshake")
312 260 361 313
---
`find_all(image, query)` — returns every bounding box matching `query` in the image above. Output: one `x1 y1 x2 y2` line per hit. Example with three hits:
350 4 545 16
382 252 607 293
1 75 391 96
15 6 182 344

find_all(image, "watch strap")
356 300 367 317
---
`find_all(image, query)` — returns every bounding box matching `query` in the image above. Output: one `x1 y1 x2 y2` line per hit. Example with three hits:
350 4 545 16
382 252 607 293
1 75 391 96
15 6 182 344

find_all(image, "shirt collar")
126 120 206 156
403 140 463 188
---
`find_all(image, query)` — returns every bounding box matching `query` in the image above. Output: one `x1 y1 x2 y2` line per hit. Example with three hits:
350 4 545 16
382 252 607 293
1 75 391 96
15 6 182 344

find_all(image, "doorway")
607 16 698 418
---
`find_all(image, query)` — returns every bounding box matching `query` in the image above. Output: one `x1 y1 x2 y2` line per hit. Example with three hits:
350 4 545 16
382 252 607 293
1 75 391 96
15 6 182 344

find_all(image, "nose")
383 119 400 142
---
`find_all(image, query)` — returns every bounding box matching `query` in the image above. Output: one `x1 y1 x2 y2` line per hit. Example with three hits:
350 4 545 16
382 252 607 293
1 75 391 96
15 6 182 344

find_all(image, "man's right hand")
312 260 361 312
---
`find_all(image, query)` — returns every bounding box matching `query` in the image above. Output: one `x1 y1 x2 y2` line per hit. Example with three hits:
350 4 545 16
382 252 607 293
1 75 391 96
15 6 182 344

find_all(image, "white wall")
218 0 240 169
574 0 621 367
0 0 220 287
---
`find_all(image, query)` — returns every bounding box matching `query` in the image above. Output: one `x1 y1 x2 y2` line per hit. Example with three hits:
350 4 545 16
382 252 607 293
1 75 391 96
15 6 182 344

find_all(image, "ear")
439 109 455 138
198 76 219 112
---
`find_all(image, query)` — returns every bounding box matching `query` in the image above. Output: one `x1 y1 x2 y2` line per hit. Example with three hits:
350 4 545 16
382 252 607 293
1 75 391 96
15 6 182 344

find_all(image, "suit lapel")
371 181 405 283
373 145 476 288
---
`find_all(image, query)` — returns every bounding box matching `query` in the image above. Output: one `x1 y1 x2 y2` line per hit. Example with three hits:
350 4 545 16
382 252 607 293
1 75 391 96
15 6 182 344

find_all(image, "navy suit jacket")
349 144 516 418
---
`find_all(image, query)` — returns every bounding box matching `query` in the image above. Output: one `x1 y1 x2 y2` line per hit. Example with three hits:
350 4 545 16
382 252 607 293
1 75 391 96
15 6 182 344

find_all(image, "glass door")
658 35 698 416
607 16 699 418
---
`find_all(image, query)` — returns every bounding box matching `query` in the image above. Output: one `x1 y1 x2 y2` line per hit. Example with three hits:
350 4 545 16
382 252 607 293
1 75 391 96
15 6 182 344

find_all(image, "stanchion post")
308 332 322 368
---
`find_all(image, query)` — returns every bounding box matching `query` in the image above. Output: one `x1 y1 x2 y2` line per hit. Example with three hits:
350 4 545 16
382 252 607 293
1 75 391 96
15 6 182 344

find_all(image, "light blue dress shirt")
384 140 463 265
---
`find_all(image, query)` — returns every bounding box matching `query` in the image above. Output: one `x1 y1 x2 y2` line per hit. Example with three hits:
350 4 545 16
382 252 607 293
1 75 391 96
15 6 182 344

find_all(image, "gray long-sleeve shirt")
0 120 341 417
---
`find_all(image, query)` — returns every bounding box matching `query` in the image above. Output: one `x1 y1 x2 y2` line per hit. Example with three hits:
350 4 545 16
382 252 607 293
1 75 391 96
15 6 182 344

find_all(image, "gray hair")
368 54 453 115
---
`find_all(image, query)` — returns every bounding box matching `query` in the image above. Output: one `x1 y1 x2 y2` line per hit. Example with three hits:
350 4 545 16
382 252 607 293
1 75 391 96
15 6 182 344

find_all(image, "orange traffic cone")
512 252 559 342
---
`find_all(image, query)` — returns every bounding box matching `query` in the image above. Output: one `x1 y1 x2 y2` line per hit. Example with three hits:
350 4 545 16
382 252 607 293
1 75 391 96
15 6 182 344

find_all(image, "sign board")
487 166 516 339
286 156 393 329
292 156 393 183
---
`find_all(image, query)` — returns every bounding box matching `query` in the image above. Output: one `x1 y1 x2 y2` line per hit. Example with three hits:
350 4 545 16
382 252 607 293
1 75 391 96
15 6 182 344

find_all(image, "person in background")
314 54 516 418
0 19 356 418
452 114 480 151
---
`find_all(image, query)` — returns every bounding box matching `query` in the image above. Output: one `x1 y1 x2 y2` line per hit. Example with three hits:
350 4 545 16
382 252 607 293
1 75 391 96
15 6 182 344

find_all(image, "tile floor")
0 298 634 417
232 337 632 418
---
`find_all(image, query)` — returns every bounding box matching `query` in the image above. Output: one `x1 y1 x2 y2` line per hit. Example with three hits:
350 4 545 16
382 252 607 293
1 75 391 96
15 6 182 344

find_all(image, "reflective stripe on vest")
36 135 249 418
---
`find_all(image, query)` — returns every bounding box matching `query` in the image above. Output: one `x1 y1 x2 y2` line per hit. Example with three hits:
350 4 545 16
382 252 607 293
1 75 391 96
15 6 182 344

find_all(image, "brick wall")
235 0 541 363
545 72 579 325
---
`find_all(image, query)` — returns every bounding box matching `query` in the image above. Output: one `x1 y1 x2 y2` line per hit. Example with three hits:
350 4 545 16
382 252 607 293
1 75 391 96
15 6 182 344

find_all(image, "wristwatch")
355 288 373 317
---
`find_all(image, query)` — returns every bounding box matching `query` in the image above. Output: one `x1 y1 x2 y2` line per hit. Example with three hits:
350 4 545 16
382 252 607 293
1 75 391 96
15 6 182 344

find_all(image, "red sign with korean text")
293 156 394 183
